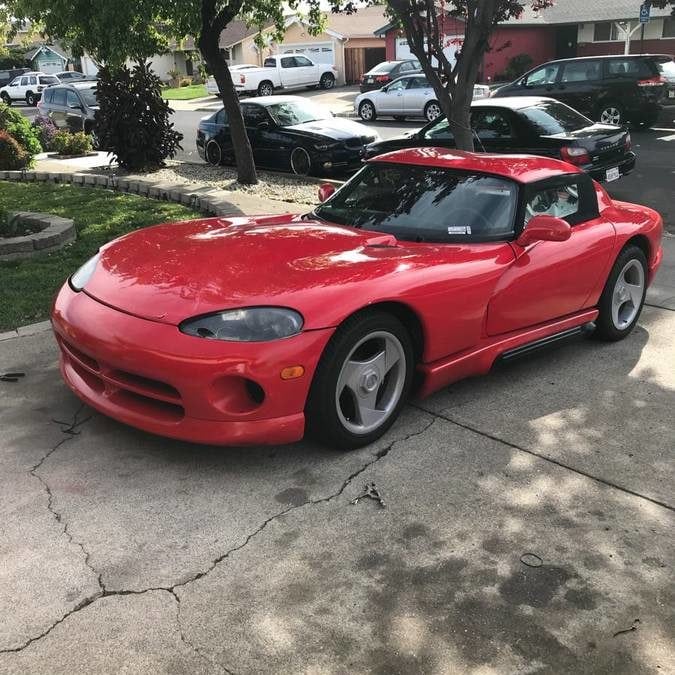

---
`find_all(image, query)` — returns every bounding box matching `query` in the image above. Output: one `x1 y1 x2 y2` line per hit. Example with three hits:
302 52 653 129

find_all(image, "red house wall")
577 38 675 57
484 26 556 81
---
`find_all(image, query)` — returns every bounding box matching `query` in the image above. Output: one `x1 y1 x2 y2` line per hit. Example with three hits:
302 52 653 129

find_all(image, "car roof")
538 54 672 65
246 95 310 106
471 96 560 110
370 148 581 184
69 81 97 89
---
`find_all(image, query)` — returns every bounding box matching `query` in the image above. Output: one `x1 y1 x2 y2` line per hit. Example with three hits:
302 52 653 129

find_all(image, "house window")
593 22 620 42
663 17 675 38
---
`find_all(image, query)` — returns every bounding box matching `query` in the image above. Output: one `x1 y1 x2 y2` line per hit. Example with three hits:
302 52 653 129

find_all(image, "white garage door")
395 37 459 68
279 42 335 65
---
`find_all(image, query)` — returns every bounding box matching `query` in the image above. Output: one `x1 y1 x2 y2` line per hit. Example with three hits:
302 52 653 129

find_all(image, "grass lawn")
162 84 208 100
0 182 198 331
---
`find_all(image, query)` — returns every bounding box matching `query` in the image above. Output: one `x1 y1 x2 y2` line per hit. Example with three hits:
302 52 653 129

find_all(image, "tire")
358 100 376 122
205 139 222 166
0 92 10 105
597 102 624 126
424 100 442 122
593 245 647 341
320 73 335 90
306 311 415 450
290 146 312 176
393 115 406 121
257 81 274 97
26 92 38 106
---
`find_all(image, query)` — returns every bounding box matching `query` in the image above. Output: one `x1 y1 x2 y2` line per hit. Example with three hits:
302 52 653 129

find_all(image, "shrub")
501 53 534 82
95 62 183 171
51 130 93 156
179 77 192 87
0 130 29 169
0 102 42 155
32 115 59 151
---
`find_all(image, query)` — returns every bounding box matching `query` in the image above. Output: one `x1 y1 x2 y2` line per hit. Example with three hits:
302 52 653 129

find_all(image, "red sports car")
51 149 663 449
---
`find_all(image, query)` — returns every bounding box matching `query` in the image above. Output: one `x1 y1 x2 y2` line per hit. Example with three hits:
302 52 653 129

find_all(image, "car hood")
84 215 447 328
284 118 376 141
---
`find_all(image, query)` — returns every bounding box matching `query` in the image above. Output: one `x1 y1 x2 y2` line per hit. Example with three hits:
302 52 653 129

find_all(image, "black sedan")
359 60 421 92
365 97 636 183
197 96 379 176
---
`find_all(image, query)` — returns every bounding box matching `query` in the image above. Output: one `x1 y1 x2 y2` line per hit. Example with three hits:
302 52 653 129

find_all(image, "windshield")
79 87 98 107
267 100 332 126
314 163 518 243
520 101 592 134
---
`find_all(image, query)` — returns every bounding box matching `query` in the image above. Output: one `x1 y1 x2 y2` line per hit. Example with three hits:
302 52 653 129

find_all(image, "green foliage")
497 53 534 82
0 130 29 169
0 102 42 155
32 114 58 151
0 47 31 70
95 62 183 171
51 130 92 155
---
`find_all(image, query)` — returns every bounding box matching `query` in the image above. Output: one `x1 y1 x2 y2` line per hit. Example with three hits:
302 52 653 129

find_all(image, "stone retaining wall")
0 211 76 261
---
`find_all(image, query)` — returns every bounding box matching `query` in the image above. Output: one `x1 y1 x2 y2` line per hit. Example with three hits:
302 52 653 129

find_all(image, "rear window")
606 58 654 78
78 87 97 106
39 76 59 85
370 62 397 74
521 101 592 135
263 58 276 68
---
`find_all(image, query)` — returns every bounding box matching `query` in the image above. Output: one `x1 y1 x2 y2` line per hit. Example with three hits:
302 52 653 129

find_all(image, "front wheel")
257 81 274 97
358 100 376 121
424 101 442 122
26 92 38 106
320 73 335 90
205 139 222 166
290 146 312 176
593 245 647 341
306 311 414 450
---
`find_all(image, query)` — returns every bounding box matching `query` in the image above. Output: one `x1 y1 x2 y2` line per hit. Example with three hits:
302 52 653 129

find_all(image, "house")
24 44 71 74
375 1 675 82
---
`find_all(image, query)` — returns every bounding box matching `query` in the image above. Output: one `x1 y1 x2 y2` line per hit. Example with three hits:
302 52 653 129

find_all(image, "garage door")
279 42 335 65
395 37 459 68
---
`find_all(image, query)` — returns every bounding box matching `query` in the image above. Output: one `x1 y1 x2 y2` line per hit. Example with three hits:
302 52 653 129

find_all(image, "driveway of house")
0 247 673 671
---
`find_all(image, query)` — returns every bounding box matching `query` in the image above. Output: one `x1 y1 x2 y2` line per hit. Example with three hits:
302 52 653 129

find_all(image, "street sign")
639 3 651 23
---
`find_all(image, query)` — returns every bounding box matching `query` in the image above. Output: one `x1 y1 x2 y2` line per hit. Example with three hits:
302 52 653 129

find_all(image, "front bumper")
51 284 334 445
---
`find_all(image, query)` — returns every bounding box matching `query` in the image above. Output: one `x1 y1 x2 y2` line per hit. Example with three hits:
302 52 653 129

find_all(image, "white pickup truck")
234 54 338 97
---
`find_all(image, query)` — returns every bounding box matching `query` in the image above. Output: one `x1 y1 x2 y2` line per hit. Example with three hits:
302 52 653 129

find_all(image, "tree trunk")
198 30 257 184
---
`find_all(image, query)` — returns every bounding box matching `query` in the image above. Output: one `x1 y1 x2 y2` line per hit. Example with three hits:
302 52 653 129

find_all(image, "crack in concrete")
1 412 436 662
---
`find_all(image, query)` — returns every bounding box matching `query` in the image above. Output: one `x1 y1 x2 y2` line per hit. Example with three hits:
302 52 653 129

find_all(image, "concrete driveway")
1 242 673 673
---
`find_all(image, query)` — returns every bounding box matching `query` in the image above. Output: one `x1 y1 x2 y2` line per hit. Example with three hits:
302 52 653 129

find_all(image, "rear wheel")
290 146 312 175
306 311 414 450
597 102 624 126
257 81 274 97
0 92 10 105
320 73 335 90
26 91 38 106
593 245 647 341
424 101 442 122
358 100 376 121
205 139 222 166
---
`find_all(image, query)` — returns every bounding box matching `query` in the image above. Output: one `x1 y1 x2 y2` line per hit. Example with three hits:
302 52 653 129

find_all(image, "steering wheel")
450 207 492 233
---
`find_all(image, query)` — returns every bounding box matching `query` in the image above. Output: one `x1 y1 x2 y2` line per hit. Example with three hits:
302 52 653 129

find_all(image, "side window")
472 110 513 140
20 77 29 86
387 79 407 92
423 118 453 140
241 104 267 126
606 59 652 78
407 76 429 89
42 88 53 103
215 109 228 125
52 88 67 106
523 64 560 86
561 60 601 82
10 77 21 86
263 58 276 68
294 56 312 67
66 90 81 107
399 62 415 73
280 57 296 69
525 183 580 224
29 76 37 85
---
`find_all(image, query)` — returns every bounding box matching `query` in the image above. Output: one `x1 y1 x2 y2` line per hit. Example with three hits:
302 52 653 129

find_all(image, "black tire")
358 100 376 122
205 139 222 166
593 245 647 342
290 146 312 175
26 92 38 106
320 73 335 90
0 92 10 105
424 100 442 122
257 81 274 97
597 101 624 126
306 310 415 450
393 115 406 121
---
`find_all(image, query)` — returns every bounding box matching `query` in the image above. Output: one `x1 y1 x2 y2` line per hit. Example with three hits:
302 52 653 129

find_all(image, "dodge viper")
51 149 663 449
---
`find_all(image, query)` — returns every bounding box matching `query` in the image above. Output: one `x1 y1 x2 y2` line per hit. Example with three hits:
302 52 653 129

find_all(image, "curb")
0 320 52 342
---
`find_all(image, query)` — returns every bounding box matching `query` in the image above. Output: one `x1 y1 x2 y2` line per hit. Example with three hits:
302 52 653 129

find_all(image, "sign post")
639 3 650 54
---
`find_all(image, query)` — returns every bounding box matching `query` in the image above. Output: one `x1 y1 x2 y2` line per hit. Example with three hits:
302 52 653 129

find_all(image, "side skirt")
416 309 599 398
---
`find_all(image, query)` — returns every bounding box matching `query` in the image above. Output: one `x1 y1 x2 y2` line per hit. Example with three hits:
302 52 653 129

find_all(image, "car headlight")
179 307 304 342
69 252 100 291
314 141 340 151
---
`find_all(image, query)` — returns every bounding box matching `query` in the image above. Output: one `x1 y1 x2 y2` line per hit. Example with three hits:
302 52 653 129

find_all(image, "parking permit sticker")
447 226 472 235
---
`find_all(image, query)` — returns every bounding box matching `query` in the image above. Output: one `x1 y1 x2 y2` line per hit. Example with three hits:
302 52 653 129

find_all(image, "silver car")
355 74 491 123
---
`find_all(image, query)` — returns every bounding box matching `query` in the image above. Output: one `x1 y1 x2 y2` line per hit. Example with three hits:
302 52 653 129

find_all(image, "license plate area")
606 167 620 182
669 90 675 98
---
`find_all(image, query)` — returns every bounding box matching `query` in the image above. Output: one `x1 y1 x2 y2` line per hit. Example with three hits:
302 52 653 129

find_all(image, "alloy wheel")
425 102 441 122
321 74 335 90
359 102 374 121
611 259 644 330
335 330 407 435
258 82 273 97
600 106 622 125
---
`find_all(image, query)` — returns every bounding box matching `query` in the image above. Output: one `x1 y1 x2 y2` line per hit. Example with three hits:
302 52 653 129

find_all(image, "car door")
470 108 520 153
4 76 21 100
292 55 317 86
486 174 616 335
279 56 300 87
553 59 602 116
65 89 86 132
49 87 69 127
518 62 563 98
403 76 433 116
241 102 283 167
377 77 407 115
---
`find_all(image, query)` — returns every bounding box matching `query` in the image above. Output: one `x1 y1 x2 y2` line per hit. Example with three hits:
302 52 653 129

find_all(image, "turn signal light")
560 146 590 166
280 366 305 380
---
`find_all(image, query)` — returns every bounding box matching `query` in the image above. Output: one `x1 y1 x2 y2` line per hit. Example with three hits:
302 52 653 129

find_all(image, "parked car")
37 82 98 138
233 54 338 97
364 97 635 183
53 71 87 82
492 54 669 128
359 60 421 92
355 74 490 122
52 150 663 448
655 55 675 101
206 65 259 96
0 72 59 106
197 95 379 175
0 67 30 89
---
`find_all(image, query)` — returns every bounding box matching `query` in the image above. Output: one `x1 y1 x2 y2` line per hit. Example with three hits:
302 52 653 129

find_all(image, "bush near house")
32 115 59 151
0 131 29 169
51 130 93 155
494 53 534 83
0 102 43 156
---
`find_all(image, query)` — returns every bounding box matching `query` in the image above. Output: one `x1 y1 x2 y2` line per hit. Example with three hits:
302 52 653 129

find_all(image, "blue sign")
639 3 651 23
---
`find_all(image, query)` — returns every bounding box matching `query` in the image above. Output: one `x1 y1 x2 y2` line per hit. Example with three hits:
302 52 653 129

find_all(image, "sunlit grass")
0 181 198 330
162 84 208 100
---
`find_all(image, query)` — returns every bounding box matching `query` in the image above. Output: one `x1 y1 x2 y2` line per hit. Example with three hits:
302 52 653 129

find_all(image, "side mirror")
318 183 336 203
516 215 571 247
69 103 83 110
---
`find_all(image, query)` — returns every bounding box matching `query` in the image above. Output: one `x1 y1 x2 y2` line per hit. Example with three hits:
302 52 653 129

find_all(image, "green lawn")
162 84 208 100
0 182 198 331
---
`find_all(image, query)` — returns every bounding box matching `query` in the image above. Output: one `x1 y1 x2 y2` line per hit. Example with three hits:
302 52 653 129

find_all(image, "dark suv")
492 54 669 128
37 82 98 136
